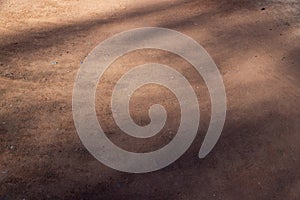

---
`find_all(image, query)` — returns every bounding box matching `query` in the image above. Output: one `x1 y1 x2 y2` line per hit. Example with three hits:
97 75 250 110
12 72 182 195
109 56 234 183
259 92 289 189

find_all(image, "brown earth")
0 0 299 199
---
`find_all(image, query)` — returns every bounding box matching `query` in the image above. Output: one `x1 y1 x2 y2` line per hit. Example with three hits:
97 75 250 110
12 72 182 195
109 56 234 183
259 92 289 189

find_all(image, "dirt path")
0 0 299 199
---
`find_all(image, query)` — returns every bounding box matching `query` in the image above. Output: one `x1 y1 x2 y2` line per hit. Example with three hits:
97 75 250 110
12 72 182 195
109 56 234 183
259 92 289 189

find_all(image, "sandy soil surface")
0 0 299 199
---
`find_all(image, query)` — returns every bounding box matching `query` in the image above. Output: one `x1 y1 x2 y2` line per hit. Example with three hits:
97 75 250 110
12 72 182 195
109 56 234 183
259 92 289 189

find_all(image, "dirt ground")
0 0 299 199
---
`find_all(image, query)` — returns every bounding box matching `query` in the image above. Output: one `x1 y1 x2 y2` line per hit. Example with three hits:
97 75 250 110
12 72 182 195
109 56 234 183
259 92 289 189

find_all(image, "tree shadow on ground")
0 0 299 199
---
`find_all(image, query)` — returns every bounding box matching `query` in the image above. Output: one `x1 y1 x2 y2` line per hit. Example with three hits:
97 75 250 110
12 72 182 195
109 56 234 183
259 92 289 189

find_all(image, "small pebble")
261 7 265 10
51 61 58 65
